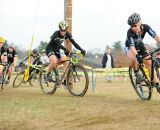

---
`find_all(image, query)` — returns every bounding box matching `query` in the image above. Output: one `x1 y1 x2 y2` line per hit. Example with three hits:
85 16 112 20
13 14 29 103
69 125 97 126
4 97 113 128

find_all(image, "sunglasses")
60 30 67 32
131 24 138 28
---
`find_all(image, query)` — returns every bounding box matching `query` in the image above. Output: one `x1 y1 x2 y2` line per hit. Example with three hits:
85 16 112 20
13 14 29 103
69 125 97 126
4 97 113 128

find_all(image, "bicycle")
0 63 10 90
129 48 160 100
13 64 44 88
39 52 89 97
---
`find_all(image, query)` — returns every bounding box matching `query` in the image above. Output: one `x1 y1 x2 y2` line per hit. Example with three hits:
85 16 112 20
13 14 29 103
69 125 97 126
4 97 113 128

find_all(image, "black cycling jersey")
0 46 7 56
125 24 156 47
7 48 18 64
0 46 7 63
22 53 41 65
46 30 83 58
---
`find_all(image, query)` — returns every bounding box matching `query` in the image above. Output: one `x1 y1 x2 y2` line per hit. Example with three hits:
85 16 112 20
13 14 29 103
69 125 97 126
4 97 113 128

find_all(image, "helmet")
32 49 38 55
0 37 5 43
42 49 46 53
127 13 141 25
9 43 15 49
58 20 69 31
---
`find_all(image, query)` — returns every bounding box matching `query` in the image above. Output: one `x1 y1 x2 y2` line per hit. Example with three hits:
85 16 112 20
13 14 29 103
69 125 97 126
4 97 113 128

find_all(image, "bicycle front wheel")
13 71 25 88
66 63 89 97
1 68 8 90
39 69 57 94
129 66 152 100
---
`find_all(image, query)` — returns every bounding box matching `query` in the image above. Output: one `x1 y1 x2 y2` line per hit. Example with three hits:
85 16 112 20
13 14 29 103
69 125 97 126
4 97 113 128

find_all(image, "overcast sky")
1 0 160 52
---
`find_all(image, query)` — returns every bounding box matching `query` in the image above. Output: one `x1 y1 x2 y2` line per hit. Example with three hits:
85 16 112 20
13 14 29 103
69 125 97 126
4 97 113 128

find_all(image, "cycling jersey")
125 24 156 47
7 48 18 64
46 30 83 58
21 53 42 65
0 46 7 56
125 24 157 56
0 46 7 63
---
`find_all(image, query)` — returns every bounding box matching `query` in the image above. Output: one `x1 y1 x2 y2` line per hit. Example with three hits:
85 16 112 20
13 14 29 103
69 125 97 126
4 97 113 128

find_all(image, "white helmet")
9 43 15 49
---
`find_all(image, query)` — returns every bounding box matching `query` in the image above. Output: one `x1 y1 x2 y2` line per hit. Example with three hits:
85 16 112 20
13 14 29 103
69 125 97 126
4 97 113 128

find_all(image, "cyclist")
45 20 86 82
125 13 160 91
20 49 42 75
6 43 18 83
0 37 7 81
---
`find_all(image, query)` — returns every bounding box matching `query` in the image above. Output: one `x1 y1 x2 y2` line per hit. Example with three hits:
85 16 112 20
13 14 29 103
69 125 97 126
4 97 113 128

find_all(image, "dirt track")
0 77 160 130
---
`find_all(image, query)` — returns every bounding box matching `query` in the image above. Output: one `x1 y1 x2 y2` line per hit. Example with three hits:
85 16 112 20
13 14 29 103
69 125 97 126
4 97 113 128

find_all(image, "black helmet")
127 13 141 25
32 49 38 54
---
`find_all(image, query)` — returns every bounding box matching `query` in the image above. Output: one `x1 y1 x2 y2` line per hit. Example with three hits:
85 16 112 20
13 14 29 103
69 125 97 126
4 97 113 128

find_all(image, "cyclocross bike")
0 63 10 90
39 52 89 97
129 48 160 100
13 64 44 87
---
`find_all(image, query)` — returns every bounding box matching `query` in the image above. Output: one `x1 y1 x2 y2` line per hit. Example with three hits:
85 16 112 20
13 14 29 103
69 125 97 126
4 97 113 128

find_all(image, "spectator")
41 49 49 66
102 47 114 82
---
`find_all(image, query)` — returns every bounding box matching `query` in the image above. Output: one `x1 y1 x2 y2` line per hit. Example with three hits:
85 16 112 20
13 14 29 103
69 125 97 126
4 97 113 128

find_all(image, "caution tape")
84 65 129 77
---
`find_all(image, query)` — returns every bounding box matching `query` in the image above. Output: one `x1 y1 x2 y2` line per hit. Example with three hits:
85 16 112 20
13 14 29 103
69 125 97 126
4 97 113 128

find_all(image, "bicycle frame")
141 48 160 87
54 58 73 85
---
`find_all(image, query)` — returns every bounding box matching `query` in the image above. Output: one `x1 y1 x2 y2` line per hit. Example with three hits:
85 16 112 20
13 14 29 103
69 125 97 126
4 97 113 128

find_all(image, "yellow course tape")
84 65 129 77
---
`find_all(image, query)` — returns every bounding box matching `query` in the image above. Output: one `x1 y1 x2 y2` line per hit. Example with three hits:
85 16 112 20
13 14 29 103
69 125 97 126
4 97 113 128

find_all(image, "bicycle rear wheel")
67 63 89 97
39 69 57 94
13 71 25 88
129 66 152 100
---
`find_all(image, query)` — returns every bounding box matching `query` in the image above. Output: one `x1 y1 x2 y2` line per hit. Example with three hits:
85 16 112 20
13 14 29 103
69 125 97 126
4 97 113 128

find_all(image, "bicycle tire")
28 71 39 86
1 67 9 90
129 66 152 100
39 68 57 94
13 71 25 88
66 63 89 97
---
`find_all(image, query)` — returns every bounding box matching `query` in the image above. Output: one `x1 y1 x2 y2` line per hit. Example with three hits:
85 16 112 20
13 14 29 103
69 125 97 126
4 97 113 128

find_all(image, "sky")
1 0 160 53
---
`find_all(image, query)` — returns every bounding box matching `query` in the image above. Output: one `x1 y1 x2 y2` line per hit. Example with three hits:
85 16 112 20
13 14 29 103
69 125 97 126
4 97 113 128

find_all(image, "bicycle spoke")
129 66 152 100
67 64 89 97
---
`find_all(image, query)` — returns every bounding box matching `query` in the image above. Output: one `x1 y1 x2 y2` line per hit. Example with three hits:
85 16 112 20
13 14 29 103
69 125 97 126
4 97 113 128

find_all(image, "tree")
38 41 48 52
112 41 123 54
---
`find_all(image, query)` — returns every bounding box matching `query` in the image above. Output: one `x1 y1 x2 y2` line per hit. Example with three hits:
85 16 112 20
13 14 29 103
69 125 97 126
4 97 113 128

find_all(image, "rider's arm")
67 32 83 51
154 35 160 43
21 56 29 63
1 47 7 63
130 46 138 56
13 56 18 67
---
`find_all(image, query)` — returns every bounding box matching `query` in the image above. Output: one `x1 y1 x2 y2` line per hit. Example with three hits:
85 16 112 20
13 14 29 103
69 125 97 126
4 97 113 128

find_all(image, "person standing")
41 49 49 66
102 47 114 82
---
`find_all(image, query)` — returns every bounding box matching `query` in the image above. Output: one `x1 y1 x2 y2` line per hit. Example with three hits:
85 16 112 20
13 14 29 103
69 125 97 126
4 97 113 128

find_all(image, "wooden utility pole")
64 0 72 52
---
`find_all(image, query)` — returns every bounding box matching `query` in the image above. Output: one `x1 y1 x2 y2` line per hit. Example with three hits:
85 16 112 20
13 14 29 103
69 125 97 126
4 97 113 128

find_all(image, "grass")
0 76 160 130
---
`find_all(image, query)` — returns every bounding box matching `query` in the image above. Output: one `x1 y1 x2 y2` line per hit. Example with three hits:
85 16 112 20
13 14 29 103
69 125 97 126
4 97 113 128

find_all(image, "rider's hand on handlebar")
64 50 70 56
136 54 143 64
81 49 86 56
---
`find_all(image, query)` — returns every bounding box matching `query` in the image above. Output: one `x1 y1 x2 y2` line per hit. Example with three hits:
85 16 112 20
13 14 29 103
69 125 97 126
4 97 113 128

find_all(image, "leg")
60 56 69 75
144 57 159 83
0 65 3 77
127 49 138 71
48 55 58 74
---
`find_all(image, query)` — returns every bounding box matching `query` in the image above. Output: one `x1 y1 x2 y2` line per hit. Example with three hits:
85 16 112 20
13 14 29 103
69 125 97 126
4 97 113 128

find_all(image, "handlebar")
149 48 160 56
